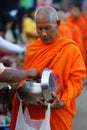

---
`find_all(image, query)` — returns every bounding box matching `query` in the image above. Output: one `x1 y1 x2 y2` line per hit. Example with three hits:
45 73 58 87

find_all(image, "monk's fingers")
51 92 59 100
51 100 65 109
35 98 48 109
22 101 29 108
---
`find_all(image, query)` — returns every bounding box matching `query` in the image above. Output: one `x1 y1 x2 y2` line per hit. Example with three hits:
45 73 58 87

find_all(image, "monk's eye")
45 26 52 30
37 27 42 31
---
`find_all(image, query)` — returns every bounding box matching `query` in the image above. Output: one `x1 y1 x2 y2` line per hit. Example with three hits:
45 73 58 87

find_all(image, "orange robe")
66 22 85 60
58 21 73 39
58 21 84 57
83 14 87 21
67 15 87 66
10 37 86 130
67 15 87 37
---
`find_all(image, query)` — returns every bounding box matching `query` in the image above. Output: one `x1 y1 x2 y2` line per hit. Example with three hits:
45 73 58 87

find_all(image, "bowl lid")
41 68 60 92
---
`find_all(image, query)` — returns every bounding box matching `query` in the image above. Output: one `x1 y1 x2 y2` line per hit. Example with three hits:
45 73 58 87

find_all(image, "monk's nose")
42 30 47 36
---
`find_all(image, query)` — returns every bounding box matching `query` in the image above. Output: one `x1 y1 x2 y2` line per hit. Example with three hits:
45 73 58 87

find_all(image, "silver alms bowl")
18 68 61 103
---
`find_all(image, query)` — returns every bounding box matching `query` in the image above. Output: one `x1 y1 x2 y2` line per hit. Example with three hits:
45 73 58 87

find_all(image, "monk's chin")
42 40 53 44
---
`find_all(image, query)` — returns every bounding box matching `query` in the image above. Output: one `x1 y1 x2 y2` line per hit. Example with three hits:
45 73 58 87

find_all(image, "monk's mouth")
42 38 51 42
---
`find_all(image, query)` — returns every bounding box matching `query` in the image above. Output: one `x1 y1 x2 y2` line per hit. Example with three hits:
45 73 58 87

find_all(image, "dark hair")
27 7 36 18
0 23 6 33
0 12 14 25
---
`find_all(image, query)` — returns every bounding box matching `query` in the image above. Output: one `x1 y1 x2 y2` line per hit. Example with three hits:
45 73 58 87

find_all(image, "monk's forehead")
35 7 58 22
37 8 52 17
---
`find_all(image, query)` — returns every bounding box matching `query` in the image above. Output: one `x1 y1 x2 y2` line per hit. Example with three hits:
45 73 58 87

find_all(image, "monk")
67 5 87 66
58 10 84 62
10 6 86 130
67 21 85 62
58 10 73 39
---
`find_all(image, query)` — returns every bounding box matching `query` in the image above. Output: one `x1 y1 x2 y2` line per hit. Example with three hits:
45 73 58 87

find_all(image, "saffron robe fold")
10 37 86 130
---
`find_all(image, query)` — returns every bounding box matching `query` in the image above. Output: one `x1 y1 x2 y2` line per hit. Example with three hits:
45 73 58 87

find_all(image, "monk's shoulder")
62 38 81 53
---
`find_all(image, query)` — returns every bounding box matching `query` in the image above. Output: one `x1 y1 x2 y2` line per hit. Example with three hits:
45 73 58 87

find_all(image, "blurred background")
0 0 87 130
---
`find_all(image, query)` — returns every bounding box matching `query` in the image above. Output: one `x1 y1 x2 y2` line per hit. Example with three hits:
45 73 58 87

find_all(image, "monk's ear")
56 20 60 26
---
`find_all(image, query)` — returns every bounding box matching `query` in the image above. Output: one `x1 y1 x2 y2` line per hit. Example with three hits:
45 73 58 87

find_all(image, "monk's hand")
50 92 65 109
27 68 41 81
35 92 65 110
35 98 48 109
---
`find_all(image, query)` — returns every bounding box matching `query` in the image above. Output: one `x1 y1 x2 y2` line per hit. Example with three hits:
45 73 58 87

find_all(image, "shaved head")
34 6 60 44
34 6 59 23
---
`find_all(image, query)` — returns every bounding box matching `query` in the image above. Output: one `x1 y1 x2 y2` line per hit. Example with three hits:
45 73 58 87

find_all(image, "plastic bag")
15 100 51 130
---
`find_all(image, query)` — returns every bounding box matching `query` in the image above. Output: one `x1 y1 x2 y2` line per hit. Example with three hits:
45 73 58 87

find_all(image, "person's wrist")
26 69 32 78
0 63 6 75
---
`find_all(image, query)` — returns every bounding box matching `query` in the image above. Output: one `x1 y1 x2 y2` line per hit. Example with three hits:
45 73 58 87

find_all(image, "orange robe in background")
66 22 85 61
58 21 73 39
67 15 87 37
58 21 85 64
10 37 86 130
67 15 87 66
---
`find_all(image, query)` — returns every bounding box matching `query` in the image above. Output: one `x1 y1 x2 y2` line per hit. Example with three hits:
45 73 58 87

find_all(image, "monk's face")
36 17 59 44
69 6 81 18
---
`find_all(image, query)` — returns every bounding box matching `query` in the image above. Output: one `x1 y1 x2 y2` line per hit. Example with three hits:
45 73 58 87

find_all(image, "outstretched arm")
0 64 40 83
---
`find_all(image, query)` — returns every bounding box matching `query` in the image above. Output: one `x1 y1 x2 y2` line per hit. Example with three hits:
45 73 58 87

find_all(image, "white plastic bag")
15 100 51 130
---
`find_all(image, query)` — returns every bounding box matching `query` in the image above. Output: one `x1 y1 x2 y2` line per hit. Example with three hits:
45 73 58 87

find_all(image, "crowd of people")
0 0 87 130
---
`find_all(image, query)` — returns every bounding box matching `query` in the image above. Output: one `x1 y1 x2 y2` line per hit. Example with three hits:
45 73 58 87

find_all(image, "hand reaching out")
27 68 41 81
